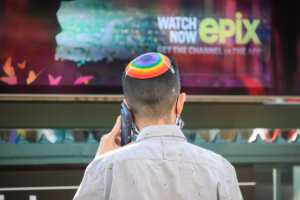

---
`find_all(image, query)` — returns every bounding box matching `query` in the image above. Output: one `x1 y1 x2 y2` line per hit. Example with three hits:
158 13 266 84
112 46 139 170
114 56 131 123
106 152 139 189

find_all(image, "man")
74 52 243 200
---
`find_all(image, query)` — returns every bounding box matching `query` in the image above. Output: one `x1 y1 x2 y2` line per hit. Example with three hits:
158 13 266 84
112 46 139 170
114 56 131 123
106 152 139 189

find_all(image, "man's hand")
95 116 123 158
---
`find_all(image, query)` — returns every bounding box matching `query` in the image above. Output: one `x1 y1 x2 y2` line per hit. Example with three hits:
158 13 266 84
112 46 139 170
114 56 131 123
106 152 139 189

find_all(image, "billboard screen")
0 0 298 95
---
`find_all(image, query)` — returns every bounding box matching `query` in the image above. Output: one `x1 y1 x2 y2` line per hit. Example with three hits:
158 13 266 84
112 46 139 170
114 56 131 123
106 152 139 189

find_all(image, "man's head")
122 52 186 127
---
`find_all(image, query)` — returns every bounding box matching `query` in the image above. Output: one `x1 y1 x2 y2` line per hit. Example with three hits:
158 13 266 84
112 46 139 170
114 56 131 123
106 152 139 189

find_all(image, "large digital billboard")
0 0 298 95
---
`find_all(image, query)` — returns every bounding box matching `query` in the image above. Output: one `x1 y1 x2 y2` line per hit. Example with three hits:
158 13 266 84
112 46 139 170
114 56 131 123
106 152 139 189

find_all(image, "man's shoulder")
185 142 235 171
90 141 235 175
90 143 140 169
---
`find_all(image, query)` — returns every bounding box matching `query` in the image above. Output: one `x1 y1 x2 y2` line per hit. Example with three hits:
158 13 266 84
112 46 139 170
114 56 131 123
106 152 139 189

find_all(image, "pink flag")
48 74 62 86
73 75 94 85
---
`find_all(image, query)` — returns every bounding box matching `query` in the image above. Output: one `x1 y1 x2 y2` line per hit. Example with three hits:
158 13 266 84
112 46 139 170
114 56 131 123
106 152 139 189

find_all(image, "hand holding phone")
95 116 122 158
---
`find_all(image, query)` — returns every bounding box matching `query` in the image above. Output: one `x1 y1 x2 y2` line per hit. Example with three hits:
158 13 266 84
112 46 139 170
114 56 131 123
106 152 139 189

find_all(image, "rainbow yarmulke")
125 52 173 79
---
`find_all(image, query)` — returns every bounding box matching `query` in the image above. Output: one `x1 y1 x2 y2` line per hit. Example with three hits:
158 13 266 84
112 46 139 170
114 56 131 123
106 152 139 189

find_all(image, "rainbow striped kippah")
125 52 174 79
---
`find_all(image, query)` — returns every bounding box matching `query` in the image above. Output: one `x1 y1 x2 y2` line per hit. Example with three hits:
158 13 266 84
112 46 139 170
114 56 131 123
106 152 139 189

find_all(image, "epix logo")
158 12 261 45
199 12 261 44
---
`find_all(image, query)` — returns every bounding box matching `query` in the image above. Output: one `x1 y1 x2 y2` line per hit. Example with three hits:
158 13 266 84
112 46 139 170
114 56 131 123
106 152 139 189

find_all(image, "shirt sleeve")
217 158 243 200
73 159 106 200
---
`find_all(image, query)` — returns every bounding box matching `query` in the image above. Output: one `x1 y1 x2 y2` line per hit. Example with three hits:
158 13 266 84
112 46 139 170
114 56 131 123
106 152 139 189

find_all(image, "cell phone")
120 102 132 146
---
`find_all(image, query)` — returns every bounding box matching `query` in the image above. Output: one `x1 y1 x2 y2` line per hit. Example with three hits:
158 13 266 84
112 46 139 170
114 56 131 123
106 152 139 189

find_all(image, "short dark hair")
122 58 180 120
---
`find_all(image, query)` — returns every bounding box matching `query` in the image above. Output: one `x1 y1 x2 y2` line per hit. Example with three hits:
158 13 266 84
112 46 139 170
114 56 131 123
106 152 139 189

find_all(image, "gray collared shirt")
74 125 243 200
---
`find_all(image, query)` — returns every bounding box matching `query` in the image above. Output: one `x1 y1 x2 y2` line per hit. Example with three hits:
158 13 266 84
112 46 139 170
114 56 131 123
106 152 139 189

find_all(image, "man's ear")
123 99 130 109
176 93 186 115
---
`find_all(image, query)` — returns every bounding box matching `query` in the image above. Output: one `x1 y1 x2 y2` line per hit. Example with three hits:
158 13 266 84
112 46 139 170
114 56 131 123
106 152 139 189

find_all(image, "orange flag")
17 60 26 70
3 56 13 76
26 70 43 85
0 57 17 85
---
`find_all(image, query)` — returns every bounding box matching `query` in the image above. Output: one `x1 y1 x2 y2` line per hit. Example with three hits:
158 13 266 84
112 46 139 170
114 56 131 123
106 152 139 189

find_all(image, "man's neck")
135 116 176 131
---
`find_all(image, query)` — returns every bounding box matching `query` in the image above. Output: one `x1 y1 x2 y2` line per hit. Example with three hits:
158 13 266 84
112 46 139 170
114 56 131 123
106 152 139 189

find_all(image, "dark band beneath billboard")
0 0 275 95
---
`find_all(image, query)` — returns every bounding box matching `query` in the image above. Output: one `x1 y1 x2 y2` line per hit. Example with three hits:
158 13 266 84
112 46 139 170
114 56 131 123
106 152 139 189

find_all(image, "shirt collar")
135 124 187 142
